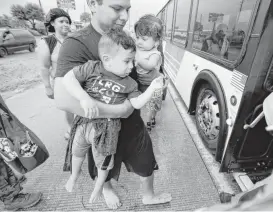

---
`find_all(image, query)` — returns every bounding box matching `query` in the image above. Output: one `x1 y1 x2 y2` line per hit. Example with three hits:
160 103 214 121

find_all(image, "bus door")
220 60 273 177
220 3 273 176
220 62 273 179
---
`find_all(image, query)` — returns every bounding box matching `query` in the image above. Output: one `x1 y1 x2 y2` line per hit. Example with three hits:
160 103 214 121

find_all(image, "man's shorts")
139 84 163 112
72 122 114 170
87 110 159 181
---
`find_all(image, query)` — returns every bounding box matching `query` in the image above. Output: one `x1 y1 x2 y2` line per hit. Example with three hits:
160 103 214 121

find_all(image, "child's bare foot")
103 183 121 209
65 174 80 192
89 187 103 204
142 193 172 205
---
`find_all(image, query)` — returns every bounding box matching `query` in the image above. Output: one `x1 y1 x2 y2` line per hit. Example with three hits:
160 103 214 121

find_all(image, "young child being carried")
134 14 165 132
63 28 164 203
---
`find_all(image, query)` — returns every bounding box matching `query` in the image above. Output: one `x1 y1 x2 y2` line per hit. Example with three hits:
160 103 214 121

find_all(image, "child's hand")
80 99 99 119
150 76 164 91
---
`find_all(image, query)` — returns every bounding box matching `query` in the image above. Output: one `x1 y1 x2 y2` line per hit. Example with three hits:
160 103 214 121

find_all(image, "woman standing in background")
38 8 73 140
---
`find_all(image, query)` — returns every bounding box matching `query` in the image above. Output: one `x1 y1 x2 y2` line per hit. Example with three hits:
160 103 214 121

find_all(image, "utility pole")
38 0 43 9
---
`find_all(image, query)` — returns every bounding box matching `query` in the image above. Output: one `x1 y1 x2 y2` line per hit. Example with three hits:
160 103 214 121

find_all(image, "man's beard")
114 20 126 28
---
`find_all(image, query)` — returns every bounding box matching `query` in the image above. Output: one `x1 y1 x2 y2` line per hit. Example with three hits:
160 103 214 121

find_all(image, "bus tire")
195 83 224 151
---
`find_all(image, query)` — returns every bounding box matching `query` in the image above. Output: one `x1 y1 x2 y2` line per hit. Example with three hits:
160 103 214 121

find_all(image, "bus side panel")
164 41 184 82
163 43 247 154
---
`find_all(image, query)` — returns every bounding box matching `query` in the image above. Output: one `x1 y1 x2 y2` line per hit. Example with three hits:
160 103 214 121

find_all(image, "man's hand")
45 87 54 99
150 76 164 91
80 99 99 119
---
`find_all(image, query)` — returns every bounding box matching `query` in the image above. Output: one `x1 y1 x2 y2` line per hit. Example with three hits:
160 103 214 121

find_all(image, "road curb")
167 81 241 195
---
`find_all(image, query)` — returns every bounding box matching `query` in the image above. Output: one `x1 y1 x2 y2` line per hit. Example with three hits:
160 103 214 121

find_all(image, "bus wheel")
195 84 221 150
0 47 7 58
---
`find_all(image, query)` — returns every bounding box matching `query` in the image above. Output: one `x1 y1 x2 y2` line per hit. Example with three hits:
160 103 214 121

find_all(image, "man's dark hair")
98 27 136 58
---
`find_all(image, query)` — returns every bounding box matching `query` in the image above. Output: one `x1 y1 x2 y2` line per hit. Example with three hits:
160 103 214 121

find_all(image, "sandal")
151 118 156 128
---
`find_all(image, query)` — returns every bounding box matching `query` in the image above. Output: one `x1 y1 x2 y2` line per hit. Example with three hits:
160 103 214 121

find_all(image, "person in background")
201 24 229 59
38 8 73 140
0 94 42 211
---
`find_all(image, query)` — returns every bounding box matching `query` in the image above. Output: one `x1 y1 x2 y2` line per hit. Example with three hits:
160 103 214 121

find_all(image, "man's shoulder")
66 25 96 42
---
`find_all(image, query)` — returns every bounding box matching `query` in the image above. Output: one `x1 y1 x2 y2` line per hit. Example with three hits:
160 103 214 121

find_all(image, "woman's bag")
0 99 49 174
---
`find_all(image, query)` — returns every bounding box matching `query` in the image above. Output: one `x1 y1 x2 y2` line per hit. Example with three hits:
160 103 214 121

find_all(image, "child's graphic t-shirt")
73 60 141 104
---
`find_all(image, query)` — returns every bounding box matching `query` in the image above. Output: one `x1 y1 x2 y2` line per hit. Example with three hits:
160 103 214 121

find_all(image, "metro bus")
157 0 273 181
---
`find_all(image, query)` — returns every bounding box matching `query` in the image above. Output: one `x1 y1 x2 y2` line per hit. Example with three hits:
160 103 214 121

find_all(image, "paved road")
0 85 221 211
0 37 42 100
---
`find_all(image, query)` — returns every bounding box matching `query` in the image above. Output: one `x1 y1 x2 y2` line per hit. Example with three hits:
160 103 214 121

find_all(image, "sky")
0 0 168 24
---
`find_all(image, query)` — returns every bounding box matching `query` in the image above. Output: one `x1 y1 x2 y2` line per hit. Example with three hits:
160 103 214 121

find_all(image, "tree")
11 3 44 29
10 18 28 29
80 12 91 23
0 15 11 27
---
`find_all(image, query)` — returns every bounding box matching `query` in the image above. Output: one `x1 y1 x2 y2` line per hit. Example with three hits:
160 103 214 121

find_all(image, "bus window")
173 0 191 46
193 0 257 61
165 0 175 40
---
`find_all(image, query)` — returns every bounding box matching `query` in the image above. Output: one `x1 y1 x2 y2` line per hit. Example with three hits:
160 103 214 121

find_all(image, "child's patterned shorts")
139 84 163 112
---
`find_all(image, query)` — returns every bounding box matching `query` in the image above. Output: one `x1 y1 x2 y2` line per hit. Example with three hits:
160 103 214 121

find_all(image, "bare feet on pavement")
103 184 122 209
89 187 103 204
65 176 78 192
142 193 172 205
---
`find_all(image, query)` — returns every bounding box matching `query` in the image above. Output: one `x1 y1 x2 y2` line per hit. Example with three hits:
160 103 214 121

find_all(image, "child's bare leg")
147 110 154 123
89 169 109 203
65 156 84 192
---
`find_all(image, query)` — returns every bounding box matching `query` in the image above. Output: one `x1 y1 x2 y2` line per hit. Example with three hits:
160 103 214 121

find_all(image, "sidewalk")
1 85 220 211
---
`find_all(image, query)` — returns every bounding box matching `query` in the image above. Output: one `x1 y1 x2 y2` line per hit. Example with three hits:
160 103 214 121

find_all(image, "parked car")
0 28 37 58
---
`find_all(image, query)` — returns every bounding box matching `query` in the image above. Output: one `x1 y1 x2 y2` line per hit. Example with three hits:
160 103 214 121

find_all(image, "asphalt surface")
0 85 221 211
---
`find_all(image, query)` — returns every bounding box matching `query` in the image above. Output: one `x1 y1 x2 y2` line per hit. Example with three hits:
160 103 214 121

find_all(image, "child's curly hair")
134 14 163 41
98 27 136 58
